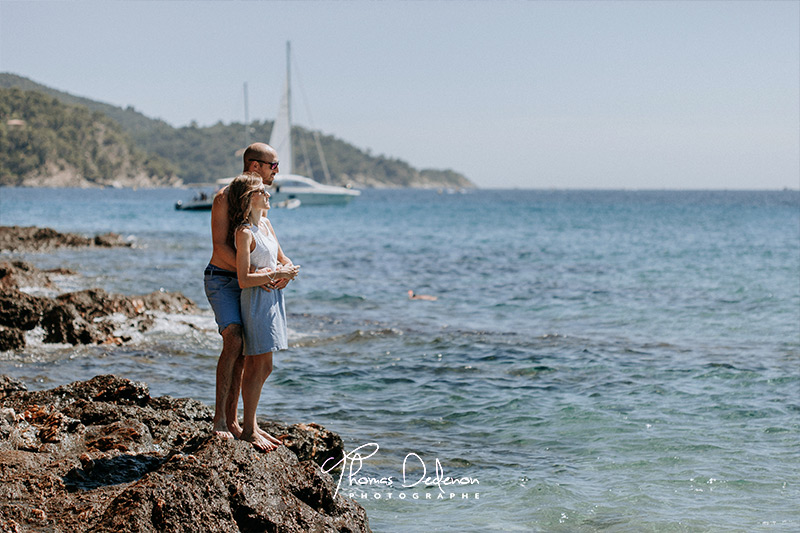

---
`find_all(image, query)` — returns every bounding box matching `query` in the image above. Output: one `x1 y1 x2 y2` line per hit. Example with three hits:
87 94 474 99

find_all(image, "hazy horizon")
1 1 798 190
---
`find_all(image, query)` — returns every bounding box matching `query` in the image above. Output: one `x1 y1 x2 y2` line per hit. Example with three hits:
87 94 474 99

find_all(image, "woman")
228 174 300 451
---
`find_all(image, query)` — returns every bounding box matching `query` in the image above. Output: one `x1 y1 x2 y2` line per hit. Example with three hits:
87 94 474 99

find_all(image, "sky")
1 0 798 190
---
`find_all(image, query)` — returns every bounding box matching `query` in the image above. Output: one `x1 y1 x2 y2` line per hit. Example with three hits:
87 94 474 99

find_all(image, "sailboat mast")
286 41 292 144
243 82 250 147
268 41 293 175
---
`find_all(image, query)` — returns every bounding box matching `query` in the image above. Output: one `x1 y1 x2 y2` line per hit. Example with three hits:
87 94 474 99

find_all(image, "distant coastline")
0 73 474 190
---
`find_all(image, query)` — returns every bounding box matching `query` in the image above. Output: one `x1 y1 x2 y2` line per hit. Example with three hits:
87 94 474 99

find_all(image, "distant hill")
0 86 179 187
0 73 475 189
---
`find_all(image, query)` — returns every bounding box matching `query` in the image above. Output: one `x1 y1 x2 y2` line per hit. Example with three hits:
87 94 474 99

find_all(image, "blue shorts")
204 264 242 333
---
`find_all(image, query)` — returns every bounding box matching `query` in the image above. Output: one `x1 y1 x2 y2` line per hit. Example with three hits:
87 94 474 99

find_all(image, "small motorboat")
275 198 302 209
175 188 214 210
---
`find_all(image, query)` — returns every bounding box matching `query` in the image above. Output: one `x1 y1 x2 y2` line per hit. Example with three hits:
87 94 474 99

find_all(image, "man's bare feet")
241 429 278 452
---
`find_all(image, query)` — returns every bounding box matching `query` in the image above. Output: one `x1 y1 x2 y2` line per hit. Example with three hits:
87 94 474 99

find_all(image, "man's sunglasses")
250 159 279 170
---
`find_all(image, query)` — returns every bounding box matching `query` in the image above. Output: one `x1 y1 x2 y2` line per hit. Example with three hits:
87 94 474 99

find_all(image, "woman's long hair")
227 174 264 248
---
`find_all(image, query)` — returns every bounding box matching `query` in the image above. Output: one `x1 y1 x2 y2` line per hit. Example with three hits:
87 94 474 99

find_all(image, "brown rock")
0 326 25 352
40 303 111 345
0 375 26 399
93 233 129 248
0 261 61 291
0 289 48 331
0 375 370 532
0 226 131 253
0 262 199 351
56 288 198 320
259 421 345 468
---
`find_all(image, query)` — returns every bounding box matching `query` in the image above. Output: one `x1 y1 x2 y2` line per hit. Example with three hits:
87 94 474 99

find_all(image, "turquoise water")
1 188 799 531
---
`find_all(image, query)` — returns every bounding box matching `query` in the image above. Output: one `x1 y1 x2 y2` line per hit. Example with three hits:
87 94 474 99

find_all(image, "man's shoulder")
214 186 229 200
212 187 229 210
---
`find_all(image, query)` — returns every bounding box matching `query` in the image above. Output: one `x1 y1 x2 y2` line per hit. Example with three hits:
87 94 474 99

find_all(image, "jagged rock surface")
0 374 368 532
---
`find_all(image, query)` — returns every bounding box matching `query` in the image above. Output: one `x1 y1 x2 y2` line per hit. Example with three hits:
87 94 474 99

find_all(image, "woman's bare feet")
241 429 278 452
257 427 283 446
213 420 235 439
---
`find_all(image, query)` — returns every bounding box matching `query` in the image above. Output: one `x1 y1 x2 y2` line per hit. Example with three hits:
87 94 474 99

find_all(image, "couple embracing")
203 143 300 452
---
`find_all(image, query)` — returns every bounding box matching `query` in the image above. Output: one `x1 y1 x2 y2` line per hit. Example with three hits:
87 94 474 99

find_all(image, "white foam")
18 285 60 298
24 326 72 351
144 312 218 335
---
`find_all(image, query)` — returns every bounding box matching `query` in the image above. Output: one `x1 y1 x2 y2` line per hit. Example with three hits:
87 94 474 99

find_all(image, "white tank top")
245 222 278 270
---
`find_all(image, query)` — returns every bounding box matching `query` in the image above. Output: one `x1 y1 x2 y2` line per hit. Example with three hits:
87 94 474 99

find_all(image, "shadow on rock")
63 453 166 492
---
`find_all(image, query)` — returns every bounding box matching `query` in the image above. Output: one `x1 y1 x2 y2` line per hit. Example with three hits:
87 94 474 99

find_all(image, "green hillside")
0 87 178 187
0 73 474 188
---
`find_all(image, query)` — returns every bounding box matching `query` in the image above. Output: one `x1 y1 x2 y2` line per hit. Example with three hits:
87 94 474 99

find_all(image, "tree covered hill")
0 73 474 189
0 87 178 187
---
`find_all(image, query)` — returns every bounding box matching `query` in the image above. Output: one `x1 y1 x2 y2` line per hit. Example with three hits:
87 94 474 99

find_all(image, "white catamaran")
177 42 359 210
266 42 360 206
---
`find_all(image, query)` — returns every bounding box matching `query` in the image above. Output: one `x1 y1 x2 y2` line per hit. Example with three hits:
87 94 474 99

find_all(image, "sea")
1 187 798 532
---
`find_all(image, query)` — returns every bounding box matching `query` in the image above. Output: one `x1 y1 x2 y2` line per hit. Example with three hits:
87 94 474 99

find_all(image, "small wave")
2 330 97 364
140 312 217 335
18 285 61 298
290 328 403 348
345 328 403 343
305 290 366 303
704 362 743 370
507 365 556 378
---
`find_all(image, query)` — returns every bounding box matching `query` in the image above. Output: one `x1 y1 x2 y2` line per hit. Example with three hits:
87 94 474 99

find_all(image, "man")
204 142 289 447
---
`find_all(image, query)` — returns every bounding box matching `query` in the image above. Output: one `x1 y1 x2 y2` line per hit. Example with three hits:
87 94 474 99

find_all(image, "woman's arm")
235 227 298 289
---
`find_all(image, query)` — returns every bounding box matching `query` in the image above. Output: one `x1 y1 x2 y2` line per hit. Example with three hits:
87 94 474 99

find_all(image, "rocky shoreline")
0 260 197 351
0 225 371 532
0 374 370 532
0 226 198 352
0 226 133 253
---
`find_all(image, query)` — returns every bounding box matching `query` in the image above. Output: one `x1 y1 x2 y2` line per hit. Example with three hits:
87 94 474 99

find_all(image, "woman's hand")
276 264 300 280
257 264 300 291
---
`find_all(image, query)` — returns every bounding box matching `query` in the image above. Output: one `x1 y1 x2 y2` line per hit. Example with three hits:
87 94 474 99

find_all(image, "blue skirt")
240 287 288 356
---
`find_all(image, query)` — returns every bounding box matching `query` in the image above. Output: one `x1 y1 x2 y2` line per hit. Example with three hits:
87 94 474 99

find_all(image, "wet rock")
0 289 48 331
55 289 121 320
0 262 199 351
0 375 26 399
0 374 369 532
0 326 25 352
93 233 129 248
40 302 111 345
0 226 132 253
0 260 68 291
57 288 198 321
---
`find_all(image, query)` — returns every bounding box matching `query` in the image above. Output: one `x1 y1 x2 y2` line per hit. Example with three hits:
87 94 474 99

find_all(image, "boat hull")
175 186 217 211
268 190 357 206
268 174 360 206
175 200 212 211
